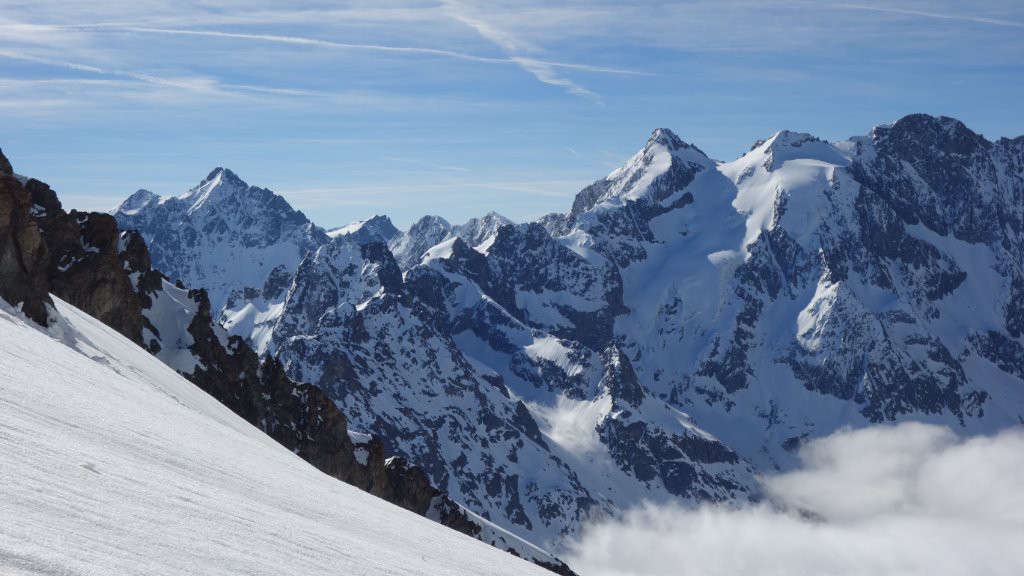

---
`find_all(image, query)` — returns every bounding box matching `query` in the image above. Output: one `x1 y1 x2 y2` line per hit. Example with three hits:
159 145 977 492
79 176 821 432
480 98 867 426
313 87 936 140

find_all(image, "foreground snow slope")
0 298 551 576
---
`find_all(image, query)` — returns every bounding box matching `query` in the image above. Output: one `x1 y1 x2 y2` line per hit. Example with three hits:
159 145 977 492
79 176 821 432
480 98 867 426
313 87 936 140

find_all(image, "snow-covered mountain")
0 296 556 576
329 214 401 245
112 113 1024 554
389 211 513 270
115 168 328 313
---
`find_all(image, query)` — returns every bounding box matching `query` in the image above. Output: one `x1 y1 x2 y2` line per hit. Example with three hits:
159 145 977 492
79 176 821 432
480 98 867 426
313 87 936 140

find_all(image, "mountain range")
110 113 1024 553
2 113 1021 567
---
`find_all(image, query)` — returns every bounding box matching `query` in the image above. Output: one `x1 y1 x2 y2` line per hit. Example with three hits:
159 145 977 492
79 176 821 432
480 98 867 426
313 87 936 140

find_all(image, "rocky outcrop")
0 149 50 326
27 179 144 341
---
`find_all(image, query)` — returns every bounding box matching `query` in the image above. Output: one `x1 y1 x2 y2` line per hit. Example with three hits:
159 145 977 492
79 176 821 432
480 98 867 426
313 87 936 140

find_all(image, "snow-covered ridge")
0 297 553 576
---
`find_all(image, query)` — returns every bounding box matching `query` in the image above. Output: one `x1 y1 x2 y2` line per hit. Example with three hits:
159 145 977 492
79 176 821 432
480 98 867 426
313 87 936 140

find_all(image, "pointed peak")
569 127 712 217
420 235 464 265
116 189 161 214
648 127 684 149
645 128 708 158
203 167 246 187
177 167 253 210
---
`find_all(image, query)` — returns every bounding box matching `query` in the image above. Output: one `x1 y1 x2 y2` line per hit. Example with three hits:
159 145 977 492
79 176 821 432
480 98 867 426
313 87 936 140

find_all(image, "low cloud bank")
568 423 1024 576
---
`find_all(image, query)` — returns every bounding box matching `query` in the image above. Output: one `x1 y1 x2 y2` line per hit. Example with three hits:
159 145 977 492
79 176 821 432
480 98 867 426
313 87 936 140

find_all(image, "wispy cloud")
75 25 512 65
440 0 603 101
59 24 645 78
0 48 308 98
794 1 1024 29
0 49 214 93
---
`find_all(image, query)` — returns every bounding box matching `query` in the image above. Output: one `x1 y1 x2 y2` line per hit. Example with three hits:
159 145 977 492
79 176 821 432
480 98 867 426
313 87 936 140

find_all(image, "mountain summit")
113 168 328 312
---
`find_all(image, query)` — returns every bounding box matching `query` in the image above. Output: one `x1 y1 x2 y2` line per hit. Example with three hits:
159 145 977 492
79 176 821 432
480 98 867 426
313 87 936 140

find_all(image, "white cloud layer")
568 423 1024 576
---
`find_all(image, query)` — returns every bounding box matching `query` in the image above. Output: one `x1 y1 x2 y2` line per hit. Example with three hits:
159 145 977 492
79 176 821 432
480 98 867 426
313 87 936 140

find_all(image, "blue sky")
1 0 1022 229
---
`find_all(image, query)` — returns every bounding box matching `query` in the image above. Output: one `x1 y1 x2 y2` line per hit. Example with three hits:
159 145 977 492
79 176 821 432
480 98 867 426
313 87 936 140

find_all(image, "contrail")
0 48 316 97
794 1 1024 29
71 25 648 76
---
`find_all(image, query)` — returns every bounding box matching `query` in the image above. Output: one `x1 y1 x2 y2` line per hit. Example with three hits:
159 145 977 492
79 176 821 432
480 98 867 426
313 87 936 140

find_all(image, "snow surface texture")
114 114 1024 554
0 298 552 576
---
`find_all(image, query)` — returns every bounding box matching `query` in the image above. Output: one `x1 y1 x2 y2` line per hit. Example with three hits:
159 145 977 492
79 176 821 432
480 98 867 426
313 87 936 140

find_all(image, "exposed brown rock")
0 148 50 326
27 178 144 342
0 148 12 176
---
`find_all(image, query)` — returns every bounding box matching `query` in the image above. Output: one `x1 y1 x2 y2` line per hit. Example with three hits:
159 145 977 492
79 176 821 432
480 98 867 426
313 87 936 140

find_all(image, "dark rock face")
864 114 998 243
0 149 50 326
598 346 745 499
483 223 625 351
28 179 145 342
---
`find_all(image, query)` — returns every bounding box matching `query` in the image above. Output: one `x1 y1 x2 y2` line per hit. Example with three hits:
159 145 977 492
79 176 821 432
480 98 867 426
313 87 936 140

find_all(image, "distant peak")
644 128 711 162
893 112 963 129
410 214 452 231
327 214 400 243
872 113 987 156
761 130 821 151
647 127 685 150
731 128 848 173
203 167 245 186
480 211 512 223
884 113 976 140
116 189 160 214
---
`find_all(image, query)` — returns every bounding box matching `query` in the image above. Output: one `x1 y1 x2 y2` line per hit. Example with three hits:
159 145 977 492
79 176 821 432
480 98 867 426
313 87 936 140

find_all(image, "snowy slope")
0 297 552 576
